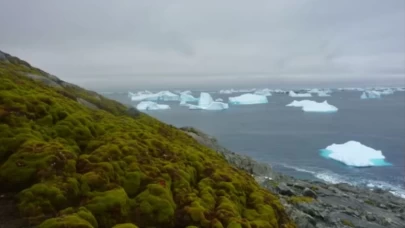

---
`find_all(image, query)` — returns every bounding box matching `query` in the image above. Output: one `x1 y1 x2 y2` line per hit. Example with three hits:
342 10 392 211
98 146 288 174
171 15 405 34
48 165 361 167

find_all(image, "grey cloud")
0 0 404 90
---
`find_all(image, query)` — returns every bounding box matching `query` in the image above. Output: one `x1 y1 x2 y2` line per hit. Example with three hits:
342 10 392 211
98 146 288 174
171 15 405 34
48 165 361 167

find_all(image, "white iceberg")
286 100 317 108
379 89 394 95
307 88 322 94
287 100 338 112
189 92 229 110
272 89 286 94
317 91 331 97
136 101 170 111
198 92 214 107
219 89 236 94
361 91 381 99
180 90 192 95
180 93 199 103
320 141 392 167
129 90 180 101
254 88 272 96
289 91 312 98
229 93 268 105
215 98 224 102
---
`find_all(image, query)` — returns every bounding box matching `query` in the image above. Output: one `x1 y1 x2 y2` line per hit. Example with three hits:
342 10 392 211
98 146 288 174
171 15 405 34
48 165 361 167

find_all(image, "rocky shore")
181 127 405 228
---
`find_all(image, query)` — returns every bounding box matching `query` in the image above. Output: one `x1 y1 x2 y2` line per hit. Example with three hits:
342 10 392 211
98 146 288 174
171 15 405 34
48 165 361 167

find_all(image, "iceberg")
129 90 180 101
219 89 236 94
287 100 338 112
272 89 286 94
320 141 392 167
361 91 381 99
379 89 394 95
180 93 199 103
254 88 272 96
286 100 317 108
289 91 312 98
215 98 224 102
229 93 268 105
307 88 322 94
317 92 331 97
180 90 192 95
136 101 170 111
189 92 229 110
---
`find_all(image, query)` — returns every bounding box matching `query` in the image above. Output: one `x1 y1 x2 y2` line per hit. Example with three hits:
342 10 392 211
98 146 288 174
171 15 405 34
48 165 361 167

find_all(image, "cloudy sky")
1 0 404 90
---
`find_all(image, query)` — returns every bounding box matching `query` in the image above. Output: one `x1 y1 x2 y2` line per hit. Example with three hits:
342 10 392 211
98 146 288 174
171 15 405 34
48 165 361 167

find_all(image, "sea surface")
104 91 405 197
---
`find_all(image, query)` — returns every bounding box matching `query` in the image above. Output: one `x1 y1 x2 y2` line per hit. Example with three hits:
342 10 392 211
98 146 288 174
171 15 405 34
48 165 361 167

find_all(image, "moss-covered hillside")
0 51 295 228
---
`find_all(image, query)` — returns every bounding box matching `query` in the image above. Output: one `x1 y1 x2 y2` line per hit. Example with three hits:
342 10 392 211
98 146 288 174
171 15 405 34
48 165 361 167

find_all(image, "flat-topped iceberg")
307 88 322 94
320 141 392 167
379 89 394 95
136 101 170 110
189 92 228 110
229 93 268 105
289 91 312 98
287 100 317 108
219 89 236 94
129 90 180 101
254 89 272 96
317 91 331 97
361 91 381 99
287 100 338 112
219 88 256 94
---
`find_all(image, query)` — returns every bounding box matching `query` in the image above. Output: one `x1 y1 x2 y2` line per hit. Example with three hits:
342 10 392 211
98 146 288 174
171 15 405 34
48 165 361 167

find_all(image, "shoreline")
181 126 405 228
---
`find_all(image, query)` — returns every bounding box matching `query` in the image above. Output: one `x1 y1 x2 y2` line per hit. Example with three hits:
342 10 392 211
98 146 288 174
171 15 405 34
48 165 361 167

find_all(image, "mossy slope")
0 51 295 228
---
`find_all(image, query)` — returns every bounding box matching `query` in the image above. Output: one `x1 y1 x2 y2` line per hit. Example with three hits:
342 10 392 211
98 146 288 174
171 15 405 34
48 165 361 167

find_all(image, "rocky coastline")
181 127 405 228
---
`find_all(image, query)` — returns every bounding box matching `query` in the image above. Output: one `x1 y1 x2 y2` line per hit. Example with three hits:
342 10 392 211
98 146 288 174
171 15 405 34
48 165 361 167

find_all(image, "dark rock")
77 98 99 110
378 204 388 210
292 182 307 190
373 188 386 194
366 212 376 222
303 188 318 199
335 183 358 194
23 73 62 89
276 183 296 196
0 50 6 60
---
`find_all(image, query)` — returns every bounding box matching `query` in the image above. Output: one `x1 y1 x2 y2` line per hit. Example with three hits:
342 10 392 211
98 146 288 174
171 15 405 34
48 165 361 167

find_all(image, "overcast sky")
1 0 404 90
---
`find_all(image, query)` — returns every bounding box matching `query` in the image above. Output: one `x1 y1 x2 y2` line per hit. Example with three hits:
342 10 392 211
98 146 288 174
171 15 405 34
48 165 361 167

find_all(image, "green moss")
112 223 139 228
341 219 354 227
19 183 68 218
122 171 142 197
288 196 314 205
364 199 376 206
132 184 176 227
0 52 295 228
85 188 130 227
39 214 93 228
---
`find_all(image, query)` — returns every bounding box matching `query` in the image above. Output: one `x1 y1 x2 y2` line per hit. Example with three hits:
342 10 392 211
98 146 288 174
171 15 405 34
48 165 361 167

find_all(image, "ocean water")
105 91 405 197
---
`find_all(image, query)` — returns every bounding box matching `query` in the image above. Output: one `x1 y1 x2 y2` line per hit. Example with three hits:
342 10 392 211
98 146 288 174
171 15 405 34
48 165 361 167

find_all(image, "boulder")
276 183 295 196
303 188 318 199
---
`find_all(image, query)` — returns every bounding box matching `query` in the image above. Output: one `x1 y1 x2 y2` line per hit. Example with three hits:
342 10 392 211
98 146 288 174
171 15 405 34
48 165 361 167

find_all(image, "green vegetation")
364 199 376 206
0 52 295 228
341 219 354 227
287 196 314 205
